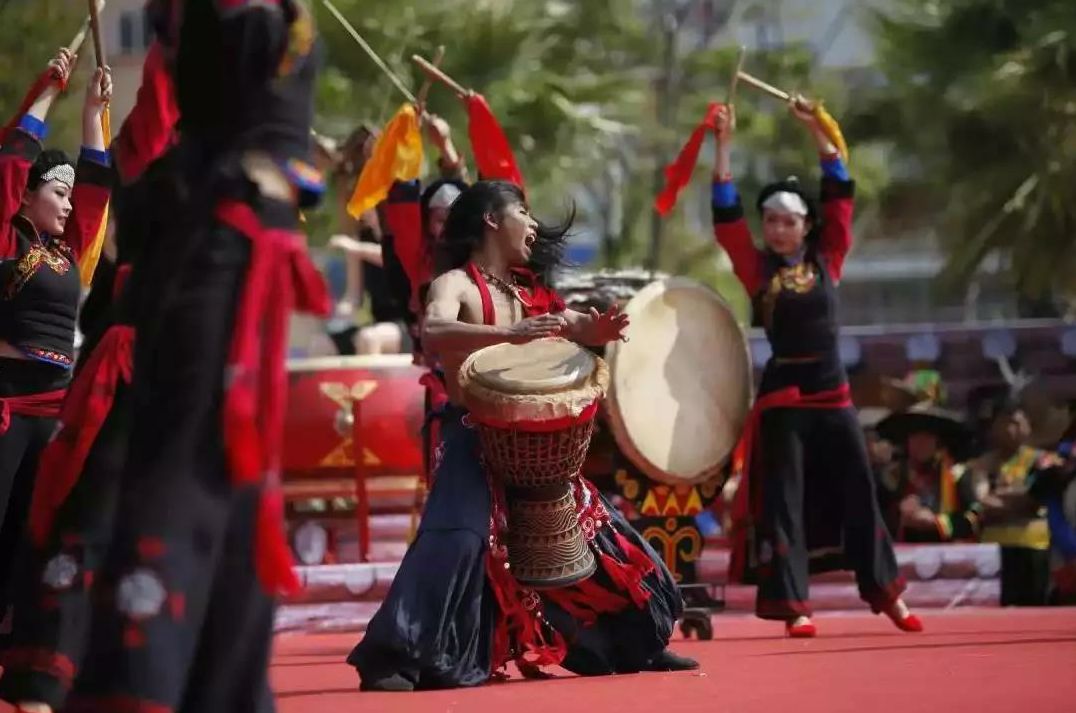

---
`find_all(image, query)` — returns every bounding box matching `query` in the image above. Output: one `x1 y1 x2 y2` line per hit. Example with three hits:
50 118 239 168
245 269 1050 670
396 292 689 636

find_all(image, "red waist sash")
214 199 330 595
0 388 66 435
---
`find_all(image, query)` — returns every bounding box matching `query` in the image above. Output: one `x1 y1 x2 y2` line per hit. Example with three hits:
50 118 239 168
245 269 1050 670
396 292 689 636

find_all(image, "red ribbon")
654 102 720 217
466 93 525 189
214 200 330 595
728 383 852 582
28 326 134 546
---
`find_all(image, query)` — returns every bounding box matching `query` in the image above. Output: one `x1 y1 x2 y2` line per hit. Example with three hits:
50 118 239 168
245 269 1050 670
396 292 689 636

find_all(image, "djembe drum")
459 338 610 589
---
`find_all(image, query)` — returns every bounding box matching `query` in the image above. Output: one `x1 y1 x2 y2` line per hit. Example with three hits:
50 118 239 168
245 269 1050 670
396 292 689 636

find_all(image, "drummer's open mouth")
524 231 536 246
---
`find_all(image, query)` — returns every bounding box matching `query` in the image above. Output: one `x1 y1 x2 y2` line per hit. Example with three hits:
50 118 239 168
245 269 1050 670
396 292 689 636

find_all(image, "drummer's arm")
423 273 561 352
817 153 854 283
712 136 764 295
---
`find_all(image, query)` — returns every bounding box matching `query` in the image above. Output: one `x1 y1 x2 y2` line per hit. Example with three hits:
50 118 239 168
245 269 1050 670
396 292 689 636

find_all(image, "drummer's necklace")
478 266 527 311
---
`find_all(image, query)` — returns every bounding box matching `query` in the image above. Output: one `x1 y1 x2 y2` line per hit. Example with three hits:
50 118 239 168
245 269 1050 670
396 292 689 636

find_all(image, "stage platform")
269 607 1076 713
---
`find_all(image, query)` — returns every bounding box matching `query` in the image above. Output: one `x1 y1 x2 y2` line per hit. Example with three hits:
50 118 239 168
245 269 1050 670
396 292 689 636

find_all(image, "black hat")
877 403 971 457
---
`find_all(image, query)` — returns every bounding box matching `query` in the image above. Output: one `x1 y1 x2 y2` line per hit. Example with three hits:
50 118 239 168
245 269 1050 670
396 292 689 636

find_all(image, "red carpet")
271 607 1076 713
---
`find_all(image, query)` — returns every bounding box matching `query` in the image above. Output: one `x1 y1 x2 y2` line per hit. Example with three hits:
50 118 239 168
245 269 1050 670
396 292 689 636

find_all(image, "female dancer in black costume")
712 101 922 637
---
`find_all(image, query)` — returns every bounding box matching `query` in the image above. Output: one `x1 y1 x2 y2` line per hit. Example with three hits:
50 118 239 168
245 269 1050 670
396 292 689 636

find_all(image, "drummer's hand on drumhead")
507 313 566 344
588 305 630 344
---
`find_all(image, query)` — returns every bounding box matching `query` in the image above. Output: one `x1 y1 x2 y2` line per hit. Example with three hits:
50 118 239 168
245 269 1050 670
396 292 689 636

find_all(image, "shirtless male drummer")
347 180 696 691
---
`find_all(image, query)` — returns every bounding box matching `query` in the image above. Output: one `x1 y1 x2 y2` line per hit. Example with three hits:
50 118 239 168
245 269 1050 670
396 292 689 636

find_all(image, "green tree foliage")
0 1 94 154
312 0 882 321
859 0 1076 302
0 1 896 322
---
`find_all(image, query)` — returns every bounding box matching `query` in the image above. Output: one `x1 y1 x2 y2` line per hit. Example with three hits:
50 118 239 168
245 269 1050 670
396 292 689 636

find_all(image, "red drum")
283 354 425 479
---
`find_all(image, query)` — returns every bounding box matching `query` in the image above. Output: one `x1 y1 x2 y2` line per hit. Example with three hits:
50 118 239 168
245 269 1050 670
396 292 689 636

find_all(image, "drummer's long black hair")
437 180 572 284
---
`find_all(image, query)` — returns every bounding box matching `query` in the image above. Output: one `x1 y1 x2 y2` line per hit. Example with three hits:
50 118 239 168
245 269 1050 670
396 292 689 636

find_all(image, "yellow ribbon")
77 106 110 286
346 104 423 219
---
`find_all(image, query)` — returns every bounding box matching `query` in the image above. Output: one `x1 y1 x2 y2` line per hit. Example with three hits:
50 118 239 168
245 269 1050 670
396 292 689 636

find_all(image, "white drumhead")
466 338 596 395
606 278 752 485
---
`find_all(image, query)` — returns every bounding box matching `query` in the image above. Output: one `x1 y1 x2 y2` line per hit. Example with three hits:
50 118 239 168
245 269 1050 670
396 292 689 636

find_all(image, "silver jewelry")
40 163 75 189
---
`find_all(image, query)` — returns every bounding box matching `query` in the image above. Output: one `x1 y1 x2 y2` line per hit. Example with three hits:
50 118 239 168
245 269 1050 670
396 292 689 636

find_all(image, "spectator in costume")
876 404 980 543
968 395 1051 606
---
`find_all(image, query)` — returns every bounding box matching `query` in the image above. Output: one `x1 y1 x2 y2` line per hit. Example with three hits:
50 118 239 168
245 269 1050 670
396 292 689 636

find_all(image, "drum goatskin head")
467 338 597 395
606 278 752 485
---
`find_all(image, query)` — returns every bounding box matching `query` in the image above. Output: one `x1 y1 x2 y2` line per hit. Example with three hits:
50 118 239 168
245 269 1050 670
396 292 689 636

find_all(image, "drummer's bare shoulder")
425 269 484 325
426 269 472 308
424 271 564 352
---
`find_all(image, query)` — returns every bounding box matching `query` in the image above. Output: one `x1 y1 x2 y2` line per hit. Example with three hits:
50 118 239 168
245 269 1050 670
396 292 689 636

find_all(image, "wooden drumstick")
727 46 746 104
415 45 445 112
726 45 746 129
87 0 107 70
737 69 815 111
321 0 417 104
68 17 93 58
62 0 105 75
412 54 469 99
736 70 791 102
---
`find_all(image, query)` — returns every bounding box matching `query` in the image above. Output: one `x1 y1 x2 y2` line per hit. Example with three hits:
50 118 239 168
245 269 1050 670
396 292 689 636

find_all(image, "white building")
99 0 154 130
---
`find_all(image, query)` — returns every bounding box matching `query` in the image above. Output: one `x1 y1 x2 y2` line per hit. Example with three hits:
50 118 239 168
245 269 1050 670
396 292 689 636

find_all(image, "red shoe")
785 617 817 638
885 606 924 633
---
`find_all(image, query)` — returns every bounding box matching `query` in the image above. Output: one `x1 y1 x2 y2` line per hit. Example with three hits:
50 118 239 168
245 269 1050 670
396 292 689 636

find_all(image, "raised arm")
63 67 113 260
817 154 854 282
422 272 564 353
426 113 469 183
0 49 72 256
788 97 855 282
711 104 765 295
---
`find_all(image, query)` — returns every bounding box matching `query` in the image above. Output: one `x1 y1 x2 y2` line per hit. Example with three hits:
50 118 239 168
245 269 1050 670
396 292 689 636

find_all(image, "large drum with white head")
605 278 752 485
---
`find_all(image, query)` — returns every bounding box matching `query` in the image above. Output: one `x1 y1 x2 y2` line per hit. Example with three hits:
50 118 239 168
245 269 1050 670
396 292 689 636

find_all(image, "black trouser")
0 379 131 708
999 546 1050 607
755 406 904 620
64 214 276 713
0 358 67 615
